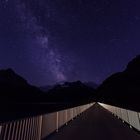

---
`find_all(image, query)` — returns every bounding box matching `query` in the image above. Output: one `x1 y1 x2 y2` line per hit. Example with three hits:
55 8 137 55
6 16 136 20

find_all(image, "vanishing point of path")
46 103 140 140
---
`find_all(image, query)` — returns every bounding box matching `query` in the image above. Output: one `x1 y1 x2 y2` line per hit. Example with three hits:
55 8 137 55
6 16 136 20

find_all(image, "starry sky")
0 0 140 86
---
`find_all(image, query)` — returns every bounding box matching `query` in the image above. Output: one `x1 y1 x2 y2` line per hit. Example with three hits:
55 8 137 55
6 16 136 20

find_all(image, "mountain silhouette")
46 81 96 103
84 82 98 89
0 68 28 85
0 69 43 103
39 85 53 92
97 55 140 111
0 69 96 104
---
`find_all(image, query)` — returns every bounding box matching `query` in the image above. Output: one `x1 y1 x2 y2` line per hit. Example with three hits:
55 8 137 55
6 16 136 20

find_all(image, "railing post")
137 113 140 130
0 126 2 137
126 110 131 127
7 123 12 140
3 124 8 140
38 116 43 140
20 120 25 140
65 110 68 125
56 112 59 132
27 118 31 140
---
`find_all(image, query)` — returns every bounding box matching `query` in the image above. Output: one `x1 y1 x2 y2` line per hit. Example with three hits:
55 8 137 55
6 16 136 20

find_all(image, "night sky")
0 0 140 86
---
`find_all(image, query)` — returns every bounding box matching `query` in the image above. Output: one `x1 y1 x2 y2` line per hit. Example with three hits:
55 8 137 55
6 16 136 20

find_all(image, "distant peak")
126 55 140 72
84 81 98 89
0 68 14 72
0 68 28 85
5 68 15 73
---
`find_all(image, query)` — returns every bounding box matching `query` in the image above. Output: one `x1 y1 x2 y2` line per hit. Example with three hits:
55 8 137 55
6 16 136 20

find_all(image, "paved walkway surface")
46 104 140 140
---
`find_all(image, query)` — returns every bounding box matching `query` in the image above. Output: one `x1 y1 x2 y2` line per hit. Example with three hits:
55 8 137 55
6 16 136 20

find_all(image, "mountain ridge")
97 55 140 111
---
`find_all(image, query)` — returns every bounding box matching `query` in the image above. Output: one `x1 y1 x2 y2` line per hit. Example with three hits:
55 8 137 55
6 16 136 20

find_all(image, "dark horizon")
1 0 140 86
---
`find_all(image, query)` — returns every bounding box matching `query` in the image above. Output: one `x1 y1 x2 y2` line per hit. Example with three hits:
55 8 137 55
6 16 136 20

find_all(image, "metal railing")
99 103 140 131
0 103 94 140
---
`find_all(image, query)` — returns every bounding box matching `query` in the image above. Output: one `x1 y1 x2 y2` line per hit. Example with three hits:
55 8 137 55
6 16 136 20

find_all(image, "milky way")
17 1 67 82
